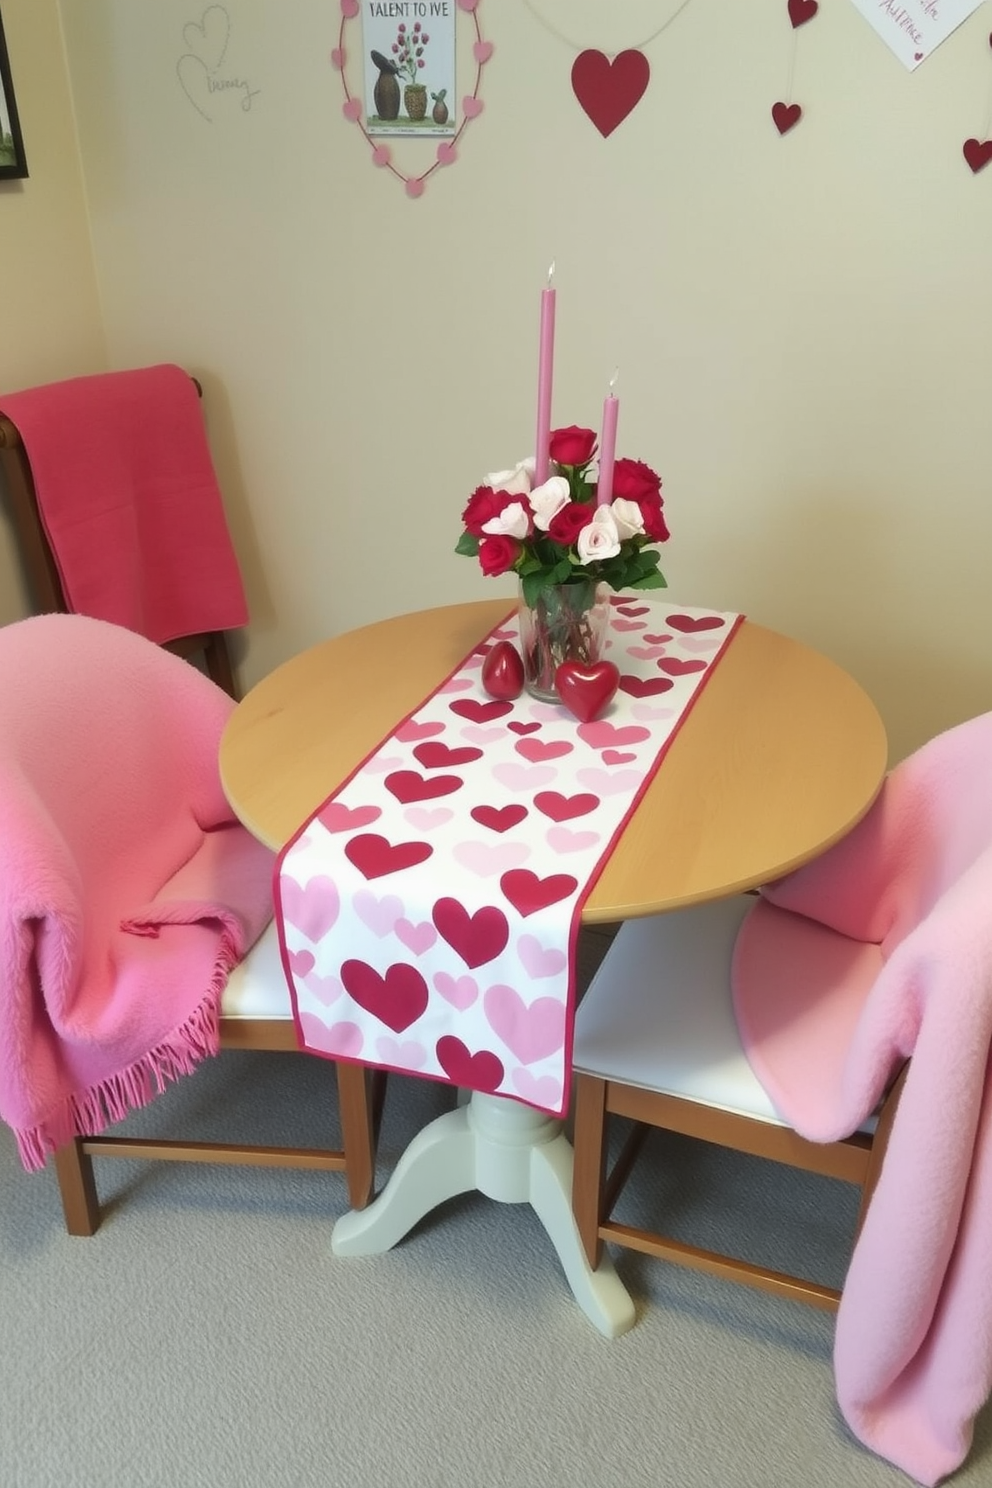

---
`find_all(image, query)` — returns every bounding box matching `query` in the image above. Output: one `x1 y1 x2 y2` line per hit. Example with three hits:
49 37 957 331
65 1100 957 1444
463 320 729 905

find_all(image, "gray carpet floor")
2 927 990 1488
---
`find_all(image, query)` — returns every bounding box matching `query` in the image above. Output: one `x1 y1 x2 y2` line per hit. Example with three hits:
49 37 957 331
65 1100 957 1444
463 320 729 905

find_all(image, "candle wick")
609 367 619 394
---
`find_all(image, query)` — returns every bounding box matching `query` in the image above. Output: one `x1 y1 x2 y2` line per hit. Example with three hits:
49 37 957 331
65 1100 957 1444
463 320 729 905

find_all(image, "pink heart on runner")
533 791 599 822
577 721 650 748
345 833 433 880
289 948 315 978
303 971 343 1007
433 898 509 968
342 98 362 122
318 801 382 834
353 888 403 938
515 737 573 763
385 770 463 803
493 763 556 791
376 1035 427 1069
612 618 647 632
460 725 505 746
281 875 339 941
395 718 445 742
299 1014 363 1059
364 755 404 774
666 614 726 633
439 677 473 694
632 703 675 722
546 825 600 854
619 675 673 697
395 918 437 955
454 840 531 878
436 1036 503 1091
433 971 479 1010
658 657 707 676
404 806 454 831
484 986 565 1064
628 645 668 662
602 750 636 765
471 804 528 834
512 1068 562 1110
462 96 484 119
517 934 568 978
414 741 483 769
341 960 429 1033
500 869 578 917
682 635 720 652
577 768 642 796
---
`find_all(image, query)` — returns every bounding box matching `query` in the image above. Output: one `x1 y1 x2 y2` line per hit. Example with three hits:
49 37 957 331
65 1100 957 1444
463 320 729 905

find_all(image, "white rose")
576 506 622 564
485 458 534 497
482 500 530 541
528 476 571 532
611 497 646 541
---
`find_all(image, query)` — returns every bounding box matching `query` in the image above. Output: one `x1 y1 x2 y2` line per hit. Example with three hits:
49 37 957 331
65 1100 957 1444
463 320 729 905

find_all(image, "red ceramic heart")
481 640 525 700
555 660 620 723
570 49 650 138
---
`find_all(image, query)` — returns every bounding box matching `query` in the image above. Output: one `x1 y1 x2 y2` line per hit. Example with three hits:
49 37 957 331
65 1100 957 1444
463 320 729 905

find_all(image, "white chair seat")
574 895 876 1134
220 919 293 1020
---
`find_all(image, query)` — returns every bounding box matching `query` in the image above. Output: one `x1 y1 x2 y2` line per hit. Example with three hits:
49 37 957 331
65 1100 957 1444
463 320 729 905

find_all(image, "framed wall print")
0 8 28 180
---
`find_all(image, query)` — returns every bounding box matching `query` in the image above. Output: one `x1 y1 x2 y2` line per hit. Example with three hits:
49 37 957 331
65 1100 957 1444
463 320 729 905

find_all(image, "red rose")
461 485 521 538
639 497 670 543
547 501 594 547
549 425 598 467
611 458 661 503
478 534 521 577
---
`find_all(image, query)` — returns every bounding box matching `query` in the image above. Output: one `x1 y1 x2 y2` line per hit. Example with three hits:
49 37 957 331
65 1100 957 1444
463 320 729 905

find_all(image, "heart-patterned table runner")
275 599 742 1115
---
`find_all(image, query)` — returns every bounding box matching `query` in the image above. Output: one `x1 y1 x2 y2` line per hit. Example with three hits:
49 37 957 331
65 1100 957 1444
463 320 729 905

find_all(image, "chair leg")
572 1073 610 1269
202 632 238 700
337 1062 378 1210
53 1139 102 1236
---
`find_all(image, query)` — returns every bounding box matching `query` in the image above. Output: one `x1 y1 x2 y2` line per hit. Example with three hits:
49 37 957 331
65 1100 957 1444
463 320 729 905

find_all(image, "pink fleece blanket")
0 612 274 1170
0 365 248 645
731 710 992 1485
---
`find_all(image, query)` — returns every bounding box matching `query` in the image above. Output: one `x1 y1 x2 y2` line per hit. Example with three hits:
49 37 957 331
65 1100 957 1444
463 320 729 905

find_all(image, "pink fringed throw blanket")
0 364 249 645
732 711 992 1485
0 613 274 1170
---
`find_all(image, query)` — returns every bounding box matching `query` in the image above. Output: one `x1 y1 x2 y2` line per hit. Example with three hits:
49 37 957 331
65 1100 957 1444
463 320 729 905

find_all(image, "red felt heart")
618 675 674 697
555 660 620 723
772 101 802 136
533 791 599 823
341 960 429 1033
413 741 483 769
964 138 992 174
788 0 818 27
471 804 528 834
432 898 509 968
385 770 463 804
344 833 433 881
500 869 578 917
436 1036 504 1092
571 49 650 138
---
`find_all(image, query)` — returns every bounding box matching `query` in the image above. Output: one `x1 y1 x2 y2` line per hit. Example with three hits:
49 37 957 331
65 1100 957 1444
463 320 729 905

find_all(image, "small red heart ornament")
788 0 818 27
481 640 525 700
772 101 802 135
963 138 992 174
555 660 620 723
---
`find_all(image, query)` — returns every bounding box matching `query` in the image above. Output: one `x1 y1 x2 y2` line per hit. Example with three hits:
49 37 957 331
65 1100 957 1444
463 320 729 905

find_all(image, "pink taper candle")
597 369 619 506
534 261 556 485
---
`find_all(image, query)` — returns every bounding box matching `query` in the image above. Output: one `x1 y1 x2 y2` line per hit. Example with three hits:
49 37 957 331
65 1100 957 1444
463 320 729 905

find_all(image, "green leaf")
628 570 668 590
455 532 479 557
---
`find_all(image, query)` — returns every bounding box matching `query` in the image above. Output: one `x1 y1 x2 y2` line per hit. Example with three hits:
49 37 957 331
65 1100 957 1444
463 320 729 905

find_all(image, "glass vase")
517 579 611 703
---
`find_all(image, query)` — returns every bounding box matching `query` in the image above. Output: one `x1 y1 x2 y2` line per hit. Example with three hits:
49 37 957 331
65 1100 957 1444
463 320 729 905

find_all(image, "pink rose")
549 425 598 467
478 535 521 577
547 502 594 547
611 458 661 503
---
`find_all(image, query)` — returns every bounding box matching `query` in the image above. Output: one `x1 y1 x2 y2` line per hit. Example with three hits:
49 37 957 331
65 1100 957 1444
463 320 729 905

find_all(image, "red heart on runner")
618 675 674 697
602 750 636 765
413 741 483 769
433 898 509 968
344 833 433 880
318 802 382 833
533 791 599 822
449 698 513 723
571 49 650 138
666 614 726 633
658 657 707 676
471 804 528 833
507 721 541 735
616 604 649 617
500 869 578 917
642 634 673 645
555 660 620 723
385 770 463 803
436 1036 504 1092
341 960 429 1033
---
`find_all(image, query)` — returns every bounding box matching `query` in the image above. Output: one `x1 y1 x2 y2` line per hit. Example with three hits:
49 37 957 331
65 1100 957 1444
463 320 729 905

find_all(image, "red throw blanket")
0 364 248 645
0 612 274 1169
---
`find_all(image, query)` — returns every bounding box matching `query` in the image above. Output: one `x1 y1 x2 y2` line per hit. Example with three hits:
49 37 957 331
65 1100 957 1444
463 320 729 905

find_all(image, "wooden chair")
571 896 906 1310
54 922 387 1236
0 375 238 699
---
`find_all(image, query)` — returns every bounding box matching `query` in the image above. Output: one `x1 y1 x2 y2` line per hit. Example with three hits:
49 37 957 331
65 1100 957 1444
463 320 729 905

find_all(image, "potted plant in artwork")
393 20 429 121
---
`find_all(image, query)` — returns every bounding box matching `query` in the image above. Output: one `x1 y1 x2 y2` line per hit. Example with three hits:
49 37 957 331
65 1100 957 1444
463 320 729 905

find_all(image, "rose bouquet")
455 424 669 698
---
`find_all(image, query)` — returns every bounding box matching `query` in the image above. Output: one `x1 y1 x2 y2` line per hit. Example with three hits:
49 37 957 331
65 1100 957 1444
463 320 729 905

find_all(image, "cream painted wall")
0 0 106 626
28 0 992 759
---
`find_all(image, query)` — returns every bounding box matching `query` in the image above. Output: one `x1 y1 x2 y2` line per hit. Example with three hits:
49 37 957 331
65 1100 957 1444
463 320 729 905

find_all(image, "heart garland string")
521 0 697 137
963 30 992 172
332 0 491 198
772 0 818 137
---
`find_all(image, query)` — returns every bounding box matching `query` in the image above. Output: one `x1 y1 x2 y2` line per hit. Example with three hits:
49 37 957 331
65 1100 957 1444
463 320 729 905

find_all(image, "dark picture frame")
0 8 28 181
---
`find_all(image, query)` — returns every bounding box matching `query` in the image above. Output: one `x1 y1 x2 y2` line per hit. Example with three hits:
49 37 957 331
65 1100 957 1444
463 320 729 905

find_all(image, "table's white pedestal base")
331 1091 635 1339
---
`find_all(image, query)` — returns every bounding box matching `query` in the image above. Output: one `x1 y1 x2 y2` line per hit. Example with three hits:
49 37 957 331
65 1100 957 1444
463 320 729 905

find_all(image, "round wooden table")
219 599 888 1337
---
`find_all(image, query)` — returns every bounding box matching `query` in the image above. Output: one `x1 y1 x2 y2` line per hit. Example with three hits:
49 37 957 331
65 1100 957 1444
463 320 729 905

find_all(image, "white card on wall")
847 0 985 71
